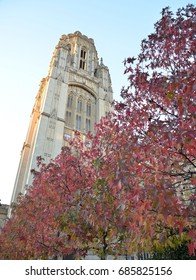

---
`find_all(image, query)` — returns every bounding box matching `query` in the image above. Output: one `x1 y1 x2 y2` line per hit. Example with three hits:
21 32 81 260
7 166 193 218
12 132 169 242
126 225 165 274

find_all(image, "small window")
80 60 85 69
81 49 86 59
80 48 86 70
64 133 71 141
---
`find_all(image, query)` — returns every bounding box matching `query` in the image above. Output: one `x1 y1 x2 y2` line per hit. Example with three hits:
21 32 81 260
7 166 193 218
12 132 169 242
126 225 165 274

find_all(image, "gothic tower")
10 31 113 205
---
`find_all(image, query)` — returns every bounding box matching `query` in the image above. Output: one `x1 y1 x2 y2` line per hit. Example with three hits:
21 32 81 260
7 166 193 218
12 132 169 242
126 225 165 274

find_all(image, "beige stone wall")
0 204 8 229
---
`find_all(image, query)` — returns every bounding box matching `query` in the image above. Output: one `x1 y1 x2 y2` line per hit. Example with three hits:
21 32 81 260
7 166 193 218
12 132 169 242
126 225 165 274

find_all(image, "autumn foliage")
0 4 195 259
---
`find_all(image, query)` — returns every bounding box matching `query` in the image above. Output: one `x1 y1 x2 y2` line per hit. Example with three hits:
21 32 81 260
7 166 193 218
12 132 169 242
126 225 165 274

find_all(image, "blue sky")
0 0 193 204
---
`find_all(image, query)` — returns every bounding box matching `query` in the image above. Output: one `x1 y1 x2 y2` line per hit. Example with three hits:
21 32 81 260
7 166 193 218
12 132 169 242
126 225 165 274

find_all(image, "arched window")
80 47 86 70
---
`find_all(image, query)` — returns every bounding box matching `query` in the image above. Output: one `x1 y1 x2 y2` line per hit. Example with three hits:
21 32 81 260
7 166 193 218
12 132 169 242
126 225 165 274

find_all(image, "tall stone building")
10 31 113 206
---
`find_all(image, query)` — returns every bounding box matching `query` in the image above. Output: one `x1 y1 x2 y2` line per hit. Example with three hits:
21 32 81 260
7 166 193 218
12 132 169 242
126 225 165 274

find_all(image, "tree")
115 3 196 257
0 4 195 259
0 145 99 259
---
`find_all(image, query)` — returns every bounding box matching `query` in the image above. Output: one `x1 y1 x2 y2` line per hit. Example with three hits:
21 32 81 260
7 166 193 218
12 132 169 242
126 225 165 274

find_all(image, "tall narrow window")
77 97 82 113
86 118 91 132
76 115 81 131
86 102 91 117
86 101 91 132
67 95 73 109
80 48 86 70
65 111 72 126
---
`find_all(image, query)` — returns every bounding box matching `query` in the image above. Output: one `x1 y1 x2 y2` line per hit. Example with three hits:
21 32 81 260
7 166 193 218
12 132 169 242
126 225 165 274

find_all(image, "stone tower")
10 31 113 205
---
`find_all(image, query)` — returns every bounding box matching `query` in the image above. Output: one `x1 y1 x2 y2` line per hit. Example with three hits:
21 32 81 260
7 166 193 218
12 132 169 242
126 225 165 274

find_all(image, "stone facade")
10 31 113 207
0 204 8 229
